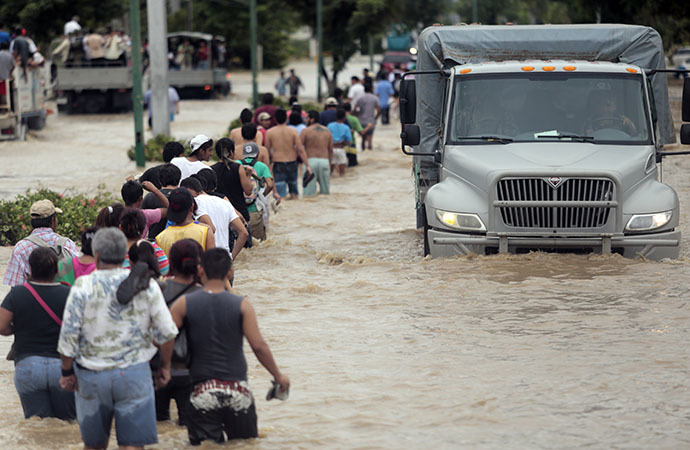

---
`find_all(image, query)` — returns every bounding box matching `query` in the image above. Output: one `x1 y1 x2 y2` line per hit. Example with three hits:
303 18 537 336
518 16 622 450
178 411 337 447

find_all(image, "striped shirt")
122 241 170 276
3 228 80 287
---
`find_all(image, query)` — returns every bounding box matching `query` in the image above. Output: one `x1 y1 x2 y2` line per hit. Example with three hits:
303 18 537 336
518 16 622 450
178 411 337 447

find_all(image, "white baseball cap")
190 134 212 152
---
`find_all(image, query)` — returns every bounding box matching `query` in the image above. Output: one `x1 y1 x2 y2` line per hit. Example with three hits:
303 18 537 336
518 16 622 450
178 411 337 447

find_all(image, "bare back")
301 124 333 160
230 127 263 146
265 124 303 163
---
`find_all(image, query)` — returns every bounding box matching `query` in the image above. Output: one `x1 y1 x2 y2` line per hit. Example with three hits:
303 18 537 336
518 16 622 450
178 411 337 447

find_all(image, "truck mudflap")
427 228 680 261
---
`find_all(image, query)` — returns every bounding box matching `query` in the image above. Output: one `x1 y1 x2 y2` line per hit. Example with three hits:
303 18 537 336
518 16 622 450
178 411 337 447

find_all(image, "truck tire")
83 93 106 114
422 209 430 257
27 114 46 130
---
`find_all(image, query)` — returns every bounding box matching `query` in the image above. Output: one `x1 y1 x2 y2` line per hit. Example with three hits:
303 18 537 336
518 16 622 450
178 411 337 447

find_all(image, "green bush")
127 134 188 162
0 188 116 246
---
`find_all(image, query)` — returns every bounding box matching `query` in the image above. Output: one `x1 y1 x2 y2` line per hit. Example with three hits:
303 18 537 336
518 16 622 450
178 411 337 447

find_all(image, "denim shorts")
14 355 76 420
273 161 299 197
75 362 157 447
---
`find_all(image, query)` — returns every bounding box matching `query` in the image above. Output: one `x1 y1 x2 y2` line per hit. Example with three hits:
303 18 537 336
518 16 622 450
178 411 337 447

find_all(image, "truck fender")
424 176 488 230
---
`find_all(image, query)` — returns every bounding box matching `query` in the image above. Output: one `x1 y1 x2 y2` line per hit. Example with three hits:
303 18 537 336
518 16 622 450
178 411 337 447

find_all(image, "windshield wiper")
456 136 513 144
536 134 594 143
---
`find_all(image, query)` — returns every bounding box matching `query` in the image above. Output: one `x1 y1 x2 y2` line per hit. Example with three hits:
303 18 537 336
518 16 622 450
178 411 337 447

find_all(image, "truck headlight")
435 210 486 232
625 211 672 231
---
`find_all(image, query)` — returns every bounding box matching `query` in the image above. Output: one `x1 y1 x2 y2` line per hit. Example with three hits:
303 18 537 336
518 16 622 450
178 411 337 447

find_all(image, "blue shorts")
75 362 157 447
14 355 76 420
273 161 299 197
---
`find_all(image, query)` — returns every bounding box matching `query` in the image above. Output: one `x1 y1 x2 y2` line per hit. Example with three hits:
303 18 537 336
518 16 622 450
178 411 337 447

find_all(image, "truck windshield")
448 73 651 145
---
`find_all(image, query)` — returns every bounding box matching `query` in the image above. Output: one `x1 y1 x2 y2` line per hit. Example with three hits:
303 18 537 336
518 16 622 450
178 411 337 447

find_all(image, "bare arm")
242 299 290 390
205 225 216 249
198 214 216 234
229 217 248 260
328 133 334 161
294 132 311 173
238 164 253 196
0 307 13 335
142 180 169 216
263 176 274 196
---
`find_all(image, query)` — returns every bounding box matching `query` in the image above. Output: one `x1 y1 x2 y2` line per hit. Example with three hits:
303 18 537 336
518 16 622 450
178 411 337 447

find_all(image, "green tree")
292 0 449 93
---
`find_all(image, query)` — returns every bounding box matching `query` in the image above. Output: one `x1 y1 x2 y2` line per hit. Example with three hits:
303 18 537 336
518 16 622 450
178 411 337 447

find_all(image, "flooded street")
1 68 689 448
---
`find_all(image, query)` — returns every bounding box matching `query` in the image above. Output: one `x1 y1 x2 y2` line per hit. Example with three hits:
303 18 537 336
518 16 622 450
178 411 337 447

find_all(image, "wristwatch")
61 366 74 377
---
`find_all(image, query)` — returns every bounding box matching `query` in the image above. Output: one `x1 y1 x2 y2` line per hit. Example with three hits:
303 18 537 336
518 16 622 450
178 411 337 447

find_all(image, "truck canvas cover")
416 24 674 153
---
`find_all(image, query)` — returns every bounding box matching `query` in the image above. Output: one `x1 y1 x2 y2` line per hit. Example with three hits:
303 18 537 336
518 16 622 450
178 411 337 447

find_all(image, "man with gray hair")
58 227 178 449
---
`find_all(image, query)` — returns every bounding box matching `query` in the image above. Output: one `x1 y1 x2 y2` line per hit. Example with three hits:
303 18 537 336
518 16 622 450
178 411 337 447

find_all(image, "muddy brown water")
1 82 690 448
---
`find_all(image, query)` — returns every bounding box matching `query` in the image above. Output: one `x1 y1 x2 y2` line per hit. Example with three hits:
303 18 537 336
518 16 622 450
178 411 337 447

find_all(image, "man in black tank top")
170 248 290 445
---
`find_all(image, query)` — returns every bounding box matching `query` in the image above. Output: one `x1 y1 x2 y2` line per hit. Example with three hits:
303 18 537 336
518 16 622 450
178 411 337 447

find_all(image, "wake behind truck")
399 24 690 260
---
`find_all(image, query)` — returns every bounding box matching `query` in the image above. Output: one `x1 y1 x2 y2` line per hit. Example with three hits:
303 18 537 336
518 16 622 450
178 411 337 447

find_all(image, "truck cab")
400 25 690 260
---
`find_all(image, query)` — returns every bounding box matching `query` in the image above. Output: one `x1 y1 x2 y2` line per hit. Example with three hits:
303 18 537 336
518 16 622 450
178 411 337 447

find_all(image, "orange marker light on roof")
626 67 638 73
542 66 555 72
522 66 534 72
563 66 576 71
460 68 472 74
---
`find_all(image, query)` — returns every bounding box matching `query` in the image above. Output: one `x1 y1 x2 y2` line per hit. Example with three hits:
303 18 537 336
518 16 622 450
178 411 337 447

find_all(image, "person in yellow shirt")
156 188 215 257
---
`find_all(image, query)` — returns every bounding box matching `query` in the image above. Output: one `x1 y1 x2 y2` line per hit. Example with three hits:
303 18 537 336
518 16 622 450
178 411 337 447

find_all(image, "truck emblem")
546 177 564 188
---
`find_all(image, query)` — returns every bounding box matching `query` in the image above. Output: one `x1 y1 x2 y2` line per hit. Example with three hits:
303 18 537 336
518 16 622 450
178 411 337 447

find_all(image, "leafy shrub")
127 134 188 162
0 188 115 246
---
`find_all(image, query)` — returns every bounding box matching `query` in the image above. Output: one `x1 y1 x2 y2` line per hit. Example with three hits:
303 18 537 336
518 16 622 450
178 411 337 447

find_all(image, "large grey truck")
399 24 690 261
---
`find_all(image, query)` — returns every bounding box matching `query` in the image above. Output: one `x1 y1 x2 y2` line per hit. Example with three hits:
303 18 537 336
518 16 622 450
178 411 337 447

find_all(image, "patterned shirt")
3 228 80 287
57 268 178 371
122 241 170 276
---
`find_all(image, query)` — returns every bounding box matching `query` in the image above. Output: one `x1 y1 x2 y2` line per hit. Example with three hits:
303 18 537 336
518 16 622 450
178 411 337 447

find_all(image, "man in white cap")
171 134 213 181
3 199 80 286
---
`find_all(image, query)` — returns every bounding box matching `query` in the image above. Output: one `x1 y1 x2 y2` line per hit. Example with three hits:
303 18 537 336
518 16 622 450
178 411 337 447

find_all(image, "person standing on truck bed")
63 16 81 36
84 29 105 66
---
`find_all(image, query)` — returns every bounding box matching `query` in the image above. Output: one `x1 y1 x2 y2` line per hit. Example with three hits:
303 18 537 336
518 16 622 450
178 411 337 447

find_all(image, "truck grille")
497 178 614 228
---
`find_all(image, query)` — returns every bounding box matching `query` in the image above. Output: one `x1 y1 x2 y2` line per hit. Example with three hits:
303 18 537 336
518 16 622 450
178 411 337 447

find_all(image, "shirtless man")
230 108 264 146
264 108 311 199
235 123 270 166
301 111 333 195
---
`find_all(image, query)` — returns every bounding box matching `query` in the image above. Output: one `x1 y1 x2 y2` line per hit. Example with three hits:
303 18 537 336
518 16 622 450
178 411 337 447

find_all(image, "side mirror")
399 79 416 124
681 123 690 145
682 77 690 122
401 124 420 146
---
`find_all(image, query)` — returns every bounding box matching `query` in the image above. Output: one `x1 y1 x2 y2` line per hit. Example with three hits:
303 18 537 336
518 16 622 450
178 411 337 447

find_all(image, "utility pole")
316 0 323 102
369 35 374 72
147 0 170 136
250 0 258 108
130 0 145 168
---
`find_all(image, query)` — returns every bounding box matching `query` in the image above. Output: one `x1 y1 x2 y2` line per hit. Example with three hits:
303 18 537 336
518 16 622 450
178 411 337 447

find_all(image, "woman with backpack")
0 247 76 420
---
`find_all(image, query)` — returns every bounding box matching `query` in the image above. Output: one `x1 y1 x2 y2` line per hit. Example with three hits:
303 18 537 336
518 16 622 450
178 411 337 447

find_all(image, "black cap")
167 188 194 223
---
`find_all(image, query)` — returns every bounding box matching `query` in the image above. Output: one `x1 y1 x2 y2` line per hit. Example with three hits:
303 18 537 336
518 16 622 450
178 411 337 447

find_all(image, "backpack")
25 235 76 285
239 157 261 205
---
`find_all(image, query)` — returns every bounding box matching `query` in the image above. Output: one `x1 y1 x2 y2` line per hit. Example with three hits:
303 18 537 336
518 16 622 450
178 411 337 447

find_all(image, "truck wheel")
27 114 46 130
84 94 106 114
422 211 430 257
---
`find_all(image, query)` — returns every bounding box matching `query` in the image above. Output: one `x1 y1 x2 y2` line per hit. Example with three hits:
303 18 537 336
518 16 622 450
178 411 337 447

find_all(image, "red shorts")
0 80 6 96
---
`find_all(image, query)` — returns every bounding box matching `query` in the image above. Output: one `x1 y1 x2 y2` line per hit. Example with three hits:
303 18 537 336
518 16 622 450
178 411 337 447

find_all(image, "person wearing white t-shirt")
347 76 365 104
180 177 248 260
64 16 81 36
171 134 213 181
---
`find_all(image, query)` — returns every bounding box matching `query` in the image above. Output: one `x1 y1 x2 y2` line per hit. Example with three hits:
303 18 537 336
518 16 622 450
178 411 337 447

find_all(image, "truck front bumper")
427 228 680 261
